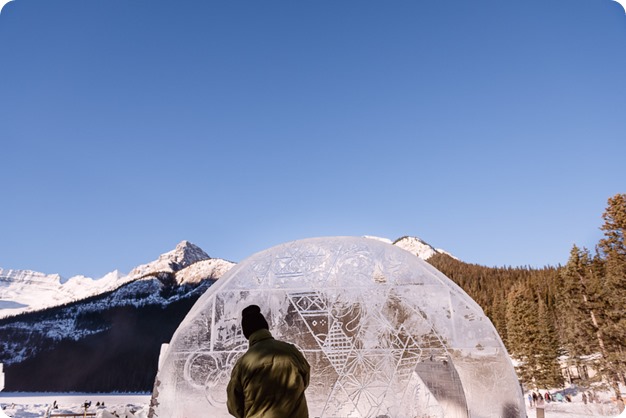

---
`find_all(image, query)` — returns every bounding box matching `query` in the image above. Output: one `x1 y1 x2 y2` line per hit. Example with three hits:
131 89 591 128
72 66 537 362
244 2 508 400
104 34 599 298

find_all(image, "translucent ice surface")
149 237 525 418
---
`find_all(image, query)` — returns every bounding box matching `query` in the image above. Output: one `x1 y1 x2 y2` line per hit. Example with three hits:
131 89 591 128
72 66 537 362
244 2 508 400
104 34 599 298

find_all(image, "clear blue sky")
1 0 625 279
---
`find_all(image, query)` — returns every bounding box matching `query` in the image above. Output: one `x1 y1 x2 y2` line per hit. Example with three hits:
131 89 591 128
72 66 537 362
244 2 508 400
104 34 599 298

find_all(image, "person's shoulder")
274 338 299 349
266 338 300 354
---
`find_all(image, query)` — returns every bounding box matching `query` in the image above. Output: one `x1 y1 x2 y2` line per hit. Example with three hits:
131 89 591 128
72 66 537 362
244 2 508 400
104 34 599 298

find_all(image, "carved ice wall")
149 237 525 418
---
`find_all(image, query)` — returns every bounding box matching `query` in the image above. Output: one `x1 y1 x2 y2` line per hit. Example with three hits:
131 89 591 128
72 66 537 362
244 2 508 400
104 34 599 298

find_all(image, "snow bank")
0 393 150 418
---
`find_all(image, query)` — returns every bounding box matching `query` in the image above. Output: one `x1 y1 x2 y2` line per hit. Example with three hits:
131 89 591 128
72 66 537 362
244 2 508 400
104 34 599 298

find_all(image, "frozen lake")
0 392 151 418
1 392 625 418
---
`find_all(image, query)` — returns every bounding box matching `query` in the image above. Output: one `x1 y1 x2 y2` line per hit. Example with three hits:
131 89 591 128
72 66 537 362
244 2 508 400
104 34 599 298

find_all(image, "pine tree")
596 193 626 393
506 282 541 387
554 244 611 388
534 293 564 388
555 246 600 360
491 295 509 347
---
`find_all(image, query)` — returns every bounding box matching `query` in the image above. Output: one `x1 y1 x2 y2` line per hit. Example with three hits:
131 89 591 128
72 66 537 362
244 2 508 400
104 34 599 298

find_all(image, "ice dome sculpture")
149 237 525 418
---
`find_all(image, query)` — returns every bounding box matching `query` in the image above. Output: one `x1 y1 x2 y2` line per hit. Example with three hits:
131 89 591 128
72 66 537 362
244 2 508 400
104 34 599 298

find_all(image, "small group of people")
527 391 551 407
528 390 577 407
80 400 106 410
527 388 626 410
581 391 599 404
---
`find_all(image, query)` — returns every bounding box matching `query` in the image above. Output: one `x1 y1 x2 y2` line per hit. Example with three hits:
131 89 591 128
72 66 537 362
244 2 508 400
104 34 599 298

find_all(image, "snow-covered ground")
522 385 626 418
526 401 625 418
0 391 625 417
0 393 150 418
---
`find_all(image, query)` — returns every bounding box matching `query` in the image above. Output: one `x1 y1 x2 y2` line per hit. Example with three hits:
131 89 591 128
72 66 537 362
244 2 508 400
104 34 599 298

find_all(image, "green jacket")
227 329 310 418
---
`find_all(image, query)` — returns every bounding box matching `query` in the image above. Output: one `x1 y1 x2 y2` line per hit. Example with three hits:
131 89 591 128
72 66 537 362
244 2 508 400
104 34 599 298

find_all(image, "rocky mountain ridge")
0 236 448 319
0 240 234 319
0 235 451 392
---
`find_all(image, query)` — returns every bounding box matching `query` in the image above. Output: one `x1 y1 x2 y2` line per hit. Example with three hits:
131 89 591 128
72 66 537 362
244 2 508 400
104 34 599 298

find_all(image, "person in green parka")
227 305 310 418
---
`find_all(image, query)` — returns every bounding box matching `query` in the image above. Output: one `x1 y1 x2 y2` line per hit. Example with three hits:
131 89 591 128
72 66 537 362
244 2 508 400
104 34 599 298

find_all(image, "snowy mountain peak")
128 241 210 278
362 235 456 261
0 241 220 319
393 236 450 260
173 240 211 264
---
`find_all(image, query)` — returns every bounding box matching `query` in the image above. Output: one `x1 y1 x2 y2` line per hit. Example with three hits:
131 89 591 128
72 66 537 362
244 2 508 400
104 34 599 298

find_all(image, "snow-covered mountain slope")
175 258 235 285
0 257 235 370
393 236 440 259
0 236 448 320
0 269 128 318
0 241 234 319
364 235 457 261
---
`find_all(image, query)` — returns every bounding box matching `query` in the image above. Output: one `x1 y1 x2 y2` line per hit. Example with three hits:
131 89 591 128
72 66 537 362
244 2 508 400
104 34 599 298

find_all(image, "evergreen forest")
429 193 626 395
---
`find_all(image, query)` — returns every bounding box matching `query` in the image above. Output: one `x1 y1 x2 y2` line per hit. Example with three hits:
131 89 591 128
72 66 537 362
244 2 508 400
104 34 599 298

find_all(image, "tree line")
428 193 626 394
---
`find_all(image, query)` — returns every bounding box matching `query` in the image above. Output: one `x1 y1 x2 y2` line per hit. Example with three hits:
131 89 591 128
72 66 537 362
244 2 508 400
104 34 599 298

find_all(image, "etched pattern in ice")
149 237 525 418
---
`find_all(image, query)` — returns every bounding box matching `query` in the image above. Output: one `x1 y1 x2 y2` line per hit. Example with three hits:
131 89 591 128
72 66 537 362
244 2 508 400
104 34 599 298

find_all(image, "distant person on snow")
226 305 310 418
537 393 544 406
